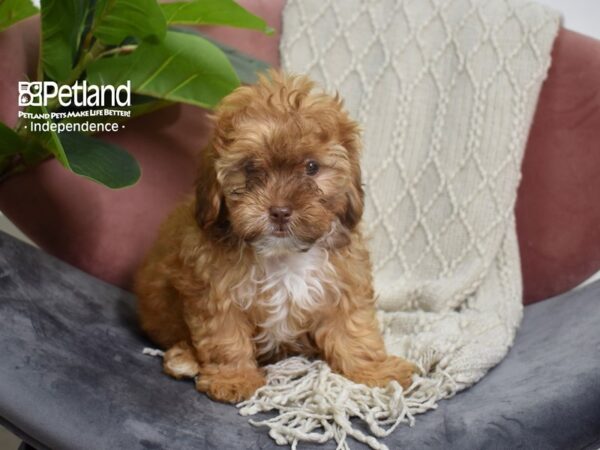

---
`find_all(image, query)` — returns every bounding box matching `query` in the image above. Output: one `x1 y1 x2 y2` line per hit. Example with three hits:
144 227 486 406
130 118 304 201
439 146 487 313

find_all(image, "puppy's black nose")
269 206 292 225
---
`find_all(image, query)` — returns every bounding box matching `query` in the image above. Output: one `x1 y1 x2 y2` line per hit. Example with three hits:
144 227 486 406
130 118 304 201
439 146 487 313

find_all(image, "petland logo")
18 80 131 108
18 81 132 133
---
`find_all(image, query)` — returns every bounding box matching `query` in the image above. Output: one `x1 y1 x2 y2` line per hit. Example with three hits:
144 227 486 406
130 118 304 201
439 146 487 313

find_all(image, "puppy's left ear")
340 122 364 230
342 162 364 230
195 146 229 236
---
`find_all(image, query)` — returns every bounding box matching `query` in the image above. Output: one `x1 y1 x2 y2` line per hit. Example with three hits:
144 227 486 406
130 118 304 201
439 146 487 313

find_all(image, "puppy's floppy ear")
195 146 229 235
342 162 364 230
339 116 364 230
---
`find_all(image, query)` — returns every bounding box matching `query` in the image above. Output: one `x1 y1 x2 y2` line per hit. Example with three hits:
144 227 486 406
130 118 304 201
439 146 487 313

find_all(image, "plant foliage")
88 31 240 109
0 0 272 188
0 0 37 32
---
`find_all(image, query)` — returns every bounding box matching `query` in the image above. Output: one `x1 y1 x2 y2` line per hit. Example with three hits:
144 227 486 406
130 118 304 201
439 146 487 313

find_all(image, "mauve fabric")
517 28 600 304
0 9 599 303
0 231 599 449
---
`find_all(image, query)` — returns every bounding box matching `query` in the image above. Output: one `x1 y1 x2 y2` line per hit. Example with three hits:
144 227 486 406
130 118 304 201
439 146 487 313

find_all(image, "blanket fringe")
237 357 456 450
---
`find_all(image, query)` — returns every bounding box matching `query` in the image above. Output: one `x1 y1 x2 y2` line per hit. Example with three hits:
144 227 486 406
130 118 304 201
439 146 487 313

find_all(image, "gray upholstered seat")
0 230 598 449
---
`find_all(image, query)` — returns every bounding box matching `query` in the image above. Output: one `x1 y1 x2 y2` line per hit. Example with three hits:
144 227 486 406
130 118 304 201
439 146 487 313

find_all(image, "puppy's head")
196 70 363 255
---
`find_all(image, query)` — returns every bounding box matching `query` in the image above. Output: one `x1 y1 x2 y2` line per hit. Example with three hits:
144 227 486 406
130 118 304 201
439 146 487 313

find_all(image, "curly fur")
134 71 415 404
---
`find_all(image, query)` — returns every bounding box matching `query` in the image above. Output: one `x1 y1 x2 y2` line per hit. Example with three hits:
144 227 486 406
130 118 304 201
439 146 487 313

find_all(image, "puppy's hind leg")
163 341 200 379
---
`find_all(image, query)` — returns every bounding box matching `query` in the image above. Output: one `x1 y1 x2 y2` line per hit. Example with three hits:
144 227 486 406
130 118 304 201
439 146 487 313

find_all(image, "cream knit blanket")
237 1 560 448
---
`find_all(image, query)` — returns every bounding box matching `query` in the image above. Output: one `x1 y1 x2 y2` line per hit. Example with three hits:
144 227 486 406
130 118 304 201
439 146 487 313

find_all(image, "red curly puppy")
135 71 416 403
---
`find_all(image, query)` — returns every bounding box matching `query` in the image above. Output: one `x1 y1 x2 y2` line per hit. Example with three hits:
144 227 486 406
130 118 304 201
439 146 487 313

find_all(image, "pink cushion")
516 29 600 304
0 0 283 288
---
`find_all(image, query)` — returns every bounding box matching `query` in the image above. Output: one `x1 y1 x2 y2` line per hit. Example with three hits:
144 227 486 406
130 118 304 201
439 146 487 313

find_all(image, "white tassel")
142 347 165 357
238 357 454 450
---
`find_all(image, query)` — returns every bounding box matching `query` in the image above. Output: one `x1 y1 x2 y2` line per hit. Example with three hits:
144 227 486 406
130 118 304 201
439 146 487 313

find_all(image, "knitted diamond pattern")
282 0 559 313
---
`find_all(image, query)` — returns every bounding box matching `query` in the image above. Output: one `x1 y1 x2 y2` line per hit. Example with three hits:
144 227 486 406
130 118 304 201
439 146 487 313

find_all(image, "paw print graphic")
18 82 43 107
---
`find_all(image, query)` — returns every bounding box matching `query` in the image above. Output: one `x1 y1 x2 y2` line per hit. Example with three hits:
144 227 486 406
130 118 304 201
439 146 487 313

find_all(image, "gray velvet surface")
0 230 598 450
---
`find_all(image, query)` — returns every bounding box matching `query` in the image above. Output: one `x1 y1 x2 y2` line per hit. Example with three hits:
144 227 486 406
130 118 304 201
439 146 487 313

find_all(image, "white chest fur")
234 245 338 355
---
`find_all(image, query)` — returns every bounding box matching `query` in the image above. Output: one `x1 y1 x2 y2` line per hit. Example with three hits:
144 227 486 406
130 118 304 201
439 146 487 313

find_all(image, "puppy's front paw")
345 356 417 390
196 367 266 403
163 341 200 379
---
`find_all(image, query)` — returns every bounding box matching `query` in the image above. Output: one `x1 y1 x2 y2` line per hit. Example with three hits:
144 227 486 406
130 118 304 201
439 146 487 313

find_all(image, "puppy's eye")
244 160 254 174
305 160 319 176
244 160 260 176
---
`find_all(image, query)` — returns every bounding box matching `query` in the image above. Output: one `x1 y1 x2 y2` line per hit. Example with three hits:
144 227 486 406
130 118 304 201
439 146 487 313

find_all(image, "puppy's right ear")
195 146 229 235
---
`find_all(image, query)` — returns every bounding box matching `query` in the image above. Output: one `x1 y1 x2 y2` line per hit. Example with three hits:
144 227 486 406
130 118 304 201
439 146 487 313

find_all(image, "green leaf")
0 122 25 156
0 0 38 32
59 133 141 188
20 136 50 166
33 104 69 166
26 106 140 188
210 38 269 84
40 0 90 82
161 0 273 35
87 31 239 108
173 27 270 84
92 0 167 45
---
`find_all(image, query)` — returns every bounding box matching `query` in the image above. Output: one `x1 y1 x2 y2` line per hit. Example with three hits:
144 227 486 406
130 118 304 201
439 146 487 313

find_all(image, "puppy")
135 71 416 404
